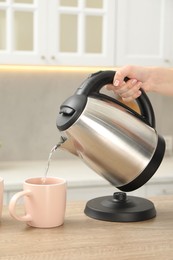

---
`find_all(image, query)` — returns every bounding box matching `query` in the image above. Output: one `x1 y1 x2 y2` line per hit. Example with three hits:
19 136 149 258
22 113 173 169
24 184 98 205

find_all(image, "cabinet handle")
164 59 170 63
41 55 56 60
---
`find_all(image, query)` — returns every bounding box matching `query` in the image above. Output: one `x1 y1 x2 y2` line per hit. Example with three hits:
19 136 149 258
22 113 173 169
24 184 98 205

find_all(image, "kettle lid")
56 94 87 131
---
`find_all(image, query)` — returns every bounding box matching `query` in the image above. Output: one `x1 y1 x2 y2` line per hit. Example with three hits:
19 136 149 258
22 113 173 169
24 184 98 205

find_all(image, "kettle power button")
59 106 75 116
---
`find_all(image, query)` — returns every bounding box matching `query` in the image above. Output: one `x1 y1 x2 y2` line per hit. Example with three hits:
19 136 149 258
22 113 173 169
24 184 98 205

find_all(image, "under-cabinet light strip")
0 65 115 72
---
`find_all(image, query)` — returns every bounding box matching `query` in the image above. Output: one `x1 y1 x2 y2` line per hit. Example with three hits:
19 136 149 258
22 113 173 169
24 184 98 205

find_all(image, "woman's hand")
107 65 173 101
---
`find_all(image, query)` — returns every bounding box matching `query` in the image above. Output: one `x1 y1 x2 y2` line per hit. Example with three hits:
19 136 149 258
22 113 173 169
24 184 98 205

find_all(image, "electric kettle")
56 70 165 193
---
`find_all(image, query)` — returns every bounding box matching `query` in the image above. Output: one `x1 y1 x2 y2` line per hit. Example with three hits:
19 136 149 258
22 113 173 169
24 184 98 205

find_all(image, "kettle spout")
58 135 78 156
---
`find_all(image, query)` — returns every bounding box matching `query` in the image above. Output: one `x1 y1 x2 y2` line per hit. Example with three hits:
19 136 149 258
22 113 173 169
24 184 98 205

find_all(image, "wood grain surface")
0 196 173 260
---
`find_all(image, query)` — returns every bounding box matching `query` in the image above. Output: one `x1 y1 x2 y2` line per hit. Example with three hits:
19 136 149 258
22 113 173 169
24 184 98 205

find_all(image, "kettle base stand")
84 192 156 222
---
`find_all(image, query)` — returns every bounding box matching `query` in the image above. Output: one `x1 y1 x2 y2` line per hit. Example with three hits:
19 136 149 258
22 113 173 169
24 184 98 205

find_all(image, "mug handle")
9 190 32 222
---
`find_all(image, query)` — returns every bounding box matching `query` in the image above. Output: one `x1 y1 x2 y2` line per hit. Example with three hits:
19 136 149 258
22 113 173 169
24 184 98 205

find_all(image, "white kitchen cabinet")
1 0 173 67
0 0 116 66
48 0 117 66
0 0 46 64
116 0 173 67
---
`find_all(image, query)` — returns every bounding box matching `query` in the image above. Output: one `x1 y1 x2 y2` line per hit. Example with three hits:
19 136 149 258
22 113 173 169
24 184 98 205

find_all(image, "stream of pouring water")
42 137 65 183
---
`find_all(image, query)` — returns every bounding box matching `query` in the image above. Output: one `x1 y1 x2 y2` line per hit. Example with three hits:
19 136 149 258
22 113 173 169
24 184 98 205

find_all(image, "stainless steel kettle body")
56 71 165 192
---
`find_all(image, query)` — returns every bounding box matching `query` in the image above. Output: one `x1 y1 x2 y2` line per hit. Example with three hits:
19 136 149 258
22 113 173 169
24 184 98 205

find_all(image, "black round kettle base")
84 192 156 222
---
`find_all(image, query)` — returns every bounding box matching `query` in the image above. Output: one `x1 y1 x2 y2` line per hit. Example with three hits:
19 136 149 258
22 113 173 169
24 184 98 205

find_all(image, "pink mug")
9 177 66 228
0 177 4 220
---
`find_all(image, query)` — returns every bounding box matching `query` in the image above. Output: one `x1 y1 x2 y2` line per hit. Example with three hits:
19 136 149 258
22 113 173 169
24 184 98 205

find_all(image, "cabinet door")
0 0 117 66
0 0 46 65
116 0 173 67
48 0 117 66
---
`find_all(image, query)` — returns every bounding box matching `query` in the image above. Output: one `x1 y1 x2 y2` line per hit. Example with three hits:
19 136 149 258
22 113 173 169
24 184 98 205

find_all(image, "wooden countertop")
0 196 173 260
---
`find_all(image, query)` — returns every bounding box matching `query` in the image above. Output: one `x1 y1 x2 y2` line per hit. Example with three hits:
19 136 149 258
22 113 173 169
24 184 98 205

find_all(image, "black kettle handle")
76 70 155 128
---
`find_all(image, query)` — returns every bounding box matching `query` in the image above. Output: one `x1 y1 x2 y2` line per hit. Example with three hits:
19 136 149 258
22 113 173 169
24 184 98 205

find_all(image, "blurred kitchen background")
0 0 173 203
